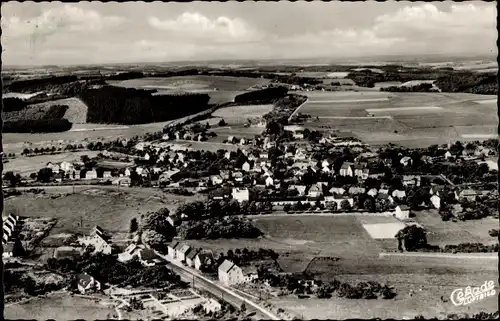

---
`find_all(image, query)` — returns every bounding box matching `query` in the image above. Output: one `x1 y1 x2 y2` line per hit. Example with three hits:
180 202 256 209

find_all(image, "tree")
363 198 376 212
129 218 138 233
340 199 352 212
283 204 292 212
37 168 53 183
12 238 25 257
142 230 169 252
380 285 396 299
218 119 227 126
395 225 428 251
326 202 338 212
3 171 21 187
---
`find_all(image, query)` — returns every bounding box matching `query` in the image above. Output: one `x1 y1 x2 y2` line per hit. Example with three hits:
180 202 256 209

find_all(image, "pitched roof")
196 250 214 263
139 248 157 261
178 244 191 254
219 259 236 273
398 205 410 211
169 241 180 249
77 273 94 288
186 248 201 260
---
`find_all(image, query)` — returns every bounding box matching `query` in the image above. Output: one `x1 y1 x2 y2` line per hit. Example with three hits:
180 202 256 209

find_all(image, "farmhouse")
77 273 101 294
395 205 411 219
79 226 112 255
218 260 246 286
118 243 144 263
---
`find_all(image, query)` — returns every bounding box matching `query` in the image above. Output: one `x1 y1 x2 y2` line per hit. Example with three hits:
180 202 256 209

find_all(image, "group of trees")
315 280 397 300
434 72 498 95
3 119 73 133
80 86 211 124
380 83 438 92
174 199 273 220
46 253 184 289
234 87 288 104
3 171 22 187
177 216 263 240
395 225 428 252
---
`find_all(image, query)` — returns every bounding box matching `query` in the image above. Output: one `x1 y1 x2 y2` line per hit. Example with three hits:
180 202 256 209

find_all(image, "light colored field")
366 106 443 113
308 98 390 103
29 97 89 124
461 134 498 139
326 72 350 78
373 81 403 89
212 104 273 119
271 274 498 320
4 151 101 175
413 210 499 246
363 222 406 239
110 75 270 104
352 68 384 73
5 294 116 320
400 80 436 87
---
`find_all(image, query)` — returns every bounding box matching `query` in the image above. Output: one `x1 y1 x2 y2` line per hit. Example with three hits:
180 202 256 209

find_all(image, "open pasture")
252 215 381 258
4 151 101 175
413 210 499 246
29 97 89 124
5 293 116 320
212 104 273 119
110 75 270 104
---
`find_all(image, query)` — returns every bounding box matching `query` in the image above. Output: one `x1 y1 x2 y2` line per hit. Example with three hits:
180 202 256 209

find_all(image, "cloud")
2 4 124 39
274 3 496 58
148 12 262 43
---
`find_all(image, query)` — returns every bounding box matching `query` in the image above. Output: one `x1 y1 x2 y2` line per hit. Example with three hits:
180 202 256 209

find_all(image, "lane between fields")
379 252 499 260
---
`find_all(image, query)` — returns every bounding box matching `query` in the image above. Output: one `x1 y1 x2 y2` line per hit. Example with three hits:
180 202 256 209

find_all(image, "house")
265 176 274 187
210 175 224 186
167 215 181 227
308 184 323 198
176 244 191 262
294 149 307 160
220 170 231 180
224 151 232 160
353 164 364 177
85 170 98 180
339 162 353 177
79 226 112 255
379 188 389 195
329 187 346 195
194 250 214 271
457 189 479 201
112 177 131 186
218 260 245 286
233 171 244 182
242 266 259 283
227 136 236 144
77 273 101 294
240 138 246 145
144 153 151 161
367 188 378 197
46 162 60 174
168 241 181 260
400 156 413 167
60 161 74 172
430 195 441 209
392 189 407 199
429 185 444 197
259 152 269 159
118 243 144 262
124 168 132 177
395 205 411 219
2 242 14 258
232 188 250 203
242 162 251 172
348 187 366 195
138 248 158 266
289 185 307 196
377 193 394 204
444 151 453 160
402 175 421 187
186 248 201 267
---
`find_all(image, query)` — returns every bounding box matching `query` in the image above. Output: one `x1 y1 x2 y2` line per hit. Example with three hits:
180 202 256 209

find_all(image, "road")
379 252 499 260
152 250 280 320
287 99 308 122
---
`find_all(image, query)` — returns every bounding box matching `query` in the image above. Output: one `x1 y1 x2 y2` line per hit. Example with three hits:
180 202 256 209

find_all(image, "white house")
60 161 74 172
218 260 245 286
168 241 181 260
444 151 453 160
194 251 214 271
430 195 441 209
79 226 112 255
210 175 224 186
395 205 411 219
46 162 60 174
118 243 144 263
232 188 250 203
329 187 346 195
85 170 98 180
77 273 101 294
367 188 378 197
400 156 413 167
392 189 407 199
339 162 353 177
176 244 191 262
242 162 251 172
265 176 274 187
186 248 201 267
289 185 307 196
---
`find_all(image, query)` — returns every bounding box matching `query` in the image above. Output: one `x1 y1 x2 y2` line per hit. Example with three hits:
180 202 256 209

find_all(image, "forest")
79 85 211 124
3 118 73 133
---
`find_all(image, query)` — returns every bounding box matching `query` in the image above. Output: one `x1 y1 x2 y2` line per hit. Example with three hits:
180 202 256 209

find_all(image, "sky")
1 1 497 66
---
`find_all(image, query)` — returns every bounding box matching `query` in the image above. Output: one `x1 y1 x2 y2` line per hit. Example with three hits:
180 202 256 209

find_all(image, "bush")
488 229 499 237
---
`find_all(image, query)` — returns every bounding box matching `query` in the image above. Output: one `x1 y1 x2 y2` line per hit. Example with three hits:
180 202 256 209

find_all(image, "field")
212 104 273 120
109 75 270 104
413 210 499 246
4 187 200 237
4 151 101 175
299 91 497 148
29 97 89 124
5 293 116 320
